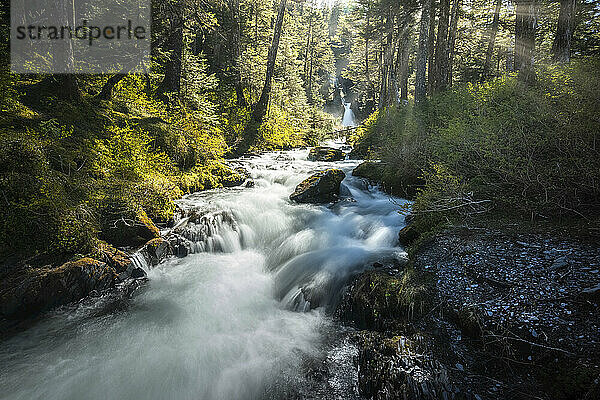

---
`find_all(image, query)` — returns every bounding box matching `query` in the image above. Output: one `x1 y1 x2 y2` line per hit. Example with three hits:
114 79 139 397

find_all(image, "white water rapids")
0 141 409 400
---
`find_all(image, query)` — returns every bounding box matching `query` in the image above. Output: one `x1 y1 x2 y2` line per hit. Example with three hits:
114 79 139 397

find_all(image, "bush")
352 59 600 222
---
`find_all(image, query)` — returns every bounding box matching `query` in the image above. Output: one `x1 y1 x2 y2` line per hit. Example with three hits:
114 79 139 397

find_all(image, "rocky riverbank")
0 164 253 336
336 219 600 399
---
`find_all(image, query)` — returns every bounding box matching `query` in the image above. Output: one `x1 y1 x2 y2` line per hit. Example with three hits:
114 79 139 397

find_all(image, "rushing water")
342 103 357 128
0 141 409 400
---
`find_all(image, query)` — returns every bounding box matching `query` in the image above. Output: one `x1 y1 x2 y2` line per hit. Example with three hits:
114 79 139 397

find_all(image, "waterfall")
342 102 357 127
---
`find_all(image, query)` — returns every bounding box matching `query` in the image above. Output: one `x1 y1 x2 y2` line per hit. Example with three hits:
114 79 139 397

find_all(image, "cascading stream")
0 140 409 400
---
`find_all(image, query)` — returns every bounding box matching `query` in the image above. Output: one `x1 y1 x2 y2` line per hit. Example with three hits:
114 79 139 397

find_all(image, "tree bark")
514 0 539 84
157 1 184 101
482 0 502 80
427 0 437 95
56 0 80 100
416 0 432 102
398 29 412 101
379 11 397 108
552 0 577 62
231 0 247 106
365 13 371 89
304 9 314 102
97 74 127 100
433 0 451 92
251 0 287 127
447 0 460 86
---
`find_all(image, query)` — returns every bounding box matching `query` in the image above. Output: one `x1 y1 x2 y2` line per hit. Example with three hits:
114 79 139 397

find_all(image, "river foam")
0 141 409 399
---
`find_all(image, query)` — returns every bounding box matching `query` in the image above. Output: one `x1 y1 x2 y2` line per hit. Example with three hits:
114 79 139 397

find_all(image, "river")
0 141 409 400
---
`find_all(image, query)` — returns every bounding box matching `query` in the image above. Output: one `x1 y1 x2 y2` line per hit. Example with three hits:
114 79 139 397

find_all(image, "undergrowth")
351 59 600 234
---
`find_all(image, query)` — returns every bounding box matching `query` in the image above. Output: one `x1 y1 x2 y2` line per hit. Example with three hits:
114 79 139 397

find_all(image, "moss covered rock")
92 241 133 274
100 207 160 248
338 269 431 331
307 146 346 162
351 161 386 183
141 237 173 266
398 225 420 246
0 258 117 319
222 166 250 188
289 169 346 204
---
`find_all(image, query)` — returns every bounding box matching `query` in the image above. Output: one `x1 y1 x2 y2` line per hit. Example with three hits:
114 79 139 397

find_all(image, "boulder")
307 146 346 162
289 169 346 204
101 207 160 248
353 331 457 400
141 237 173 266
94 241 133 274
398 225 419 246
0 258 117 319
167 233 190 258
338 270 428 331
352 161 386 183
222 166 250 187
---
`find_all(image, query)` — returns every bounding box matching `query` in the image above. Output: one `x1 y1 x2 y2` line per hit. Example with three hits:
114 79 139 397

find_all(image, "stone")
352 161 386 183
167 234 190 258
549 256 569 271
581 284 600 302
0 258 117 319
94 242 133 274
289 169 346 204
142 237 173 266
130 267 147 279
398 225 419 246
307 146 345 162
338 269 421 331
101 207 160 248
222 166 250 187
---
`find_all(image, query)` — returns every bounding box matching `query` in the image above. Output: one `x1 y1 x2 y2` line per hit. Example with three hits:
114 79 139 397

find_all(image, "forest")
1 0 600 399
1 0 599 263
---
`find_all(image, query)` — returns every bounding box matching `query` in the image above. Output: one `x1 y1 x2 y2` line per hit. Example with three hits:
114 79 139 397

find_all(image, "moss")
99 204 160 248
307 147 345 162
340 267 433 331
89 241 132 273
290 169 346 203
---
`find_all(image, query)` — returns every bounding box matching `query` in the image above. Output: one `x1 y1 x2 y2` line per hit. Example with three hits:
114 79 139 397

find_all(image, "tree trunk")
379 12 397 109
552 0 577 62
255 1 259 44
308 45 315 103
446 0 461 86
514 0 539 83
251 0 287 127
398 29 412 101
231 0 247 106
157 2 184 101
416 0 432 102
433 0 451 92
56 0 80 100
482 0 502 80
305 10 314 102
427 0 437 95
365 13 371 89
97 74 127 100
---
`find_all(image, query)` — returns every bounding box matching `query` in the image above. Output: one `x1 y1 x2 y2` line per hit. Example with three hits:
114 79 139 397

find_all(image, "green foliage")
411 164 468 233
353 59 600 225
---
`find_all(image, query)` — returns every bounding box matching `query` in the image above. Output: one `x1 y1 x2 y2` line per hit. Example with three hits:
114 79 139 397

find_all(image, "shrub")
352 58 600 223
